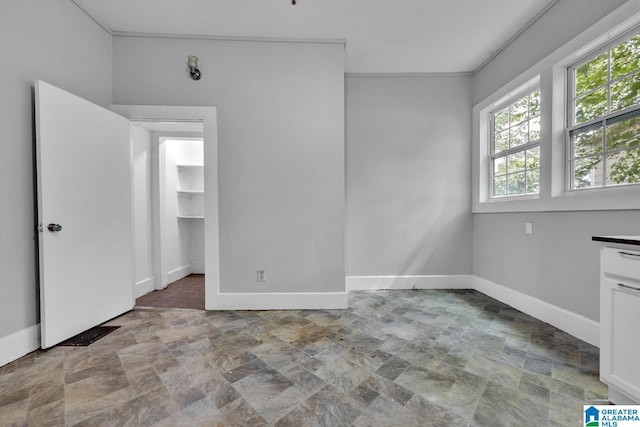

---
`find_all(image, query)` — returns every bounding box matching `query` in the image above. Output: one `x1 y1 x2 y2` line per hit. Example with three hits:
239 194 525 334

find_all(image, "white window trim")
472 0 640 213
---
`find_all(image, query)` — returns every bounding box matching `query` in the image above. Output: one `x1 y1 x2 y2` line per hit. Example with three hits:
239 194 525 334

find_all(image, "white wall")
346 75 473 278
472 0 639 322
0 1 112 341
132 125 154 288
164 141 191 280
190 220 205 274
112 36 345 294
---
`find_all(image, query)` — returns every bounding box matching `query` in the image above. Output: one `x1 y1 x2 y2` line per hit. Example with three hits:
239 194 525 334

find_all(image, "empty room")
2 0 640 425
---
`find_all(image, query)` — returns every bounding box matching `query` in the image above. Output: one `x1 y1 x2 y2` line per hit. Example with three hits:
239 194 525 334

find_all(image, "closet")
164 138 205 281
131 121 206 299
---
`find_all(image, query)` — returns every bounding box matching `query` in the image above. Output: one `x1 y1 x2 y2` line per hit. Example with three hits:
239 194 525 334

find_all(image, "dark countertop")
592 236 640 246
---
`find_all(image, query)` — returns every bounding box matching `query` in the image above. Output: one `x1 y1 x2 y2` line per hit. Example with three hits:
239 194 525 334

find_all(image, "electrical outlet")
525 222 533 235
257 269 266 282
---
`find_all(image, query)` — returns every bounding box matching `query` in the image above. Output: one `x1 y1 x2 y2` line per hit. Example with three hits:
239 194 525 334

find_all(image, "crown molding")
72 0 346 45
71 0 112 35
346 72 472 78
473 0 560 75
111 31 346 45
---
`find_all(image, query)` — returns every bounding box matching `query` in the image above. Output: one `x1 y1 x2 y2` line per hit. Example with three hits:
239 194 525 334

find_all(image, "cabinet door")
601 277 640 399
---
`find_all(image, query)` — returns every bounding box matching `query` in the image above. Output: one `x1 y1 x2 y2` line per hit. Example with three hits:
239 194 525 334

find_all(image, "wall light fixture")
187 55 202 80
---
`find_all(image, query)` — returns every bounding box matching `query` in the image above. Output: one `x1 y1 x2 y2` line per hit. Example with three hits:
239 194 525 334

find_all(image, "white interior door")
35 80 134 349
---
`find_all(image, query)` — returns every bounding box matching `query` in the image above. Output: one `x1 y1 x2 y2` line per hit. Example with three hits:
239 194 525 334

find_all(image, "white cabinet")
176 165 204 220
600 246 640 404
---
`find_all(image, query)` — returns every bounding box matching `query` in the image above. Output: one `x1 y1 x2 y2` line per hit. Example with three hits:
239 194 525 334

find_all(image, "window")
490 89 541 198
568 31 640 190
474 4 640 213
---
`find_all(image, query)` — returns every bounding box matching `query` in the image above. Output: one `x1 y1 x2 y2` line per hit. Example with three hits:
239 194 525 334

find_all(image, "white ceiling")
73 0 557 74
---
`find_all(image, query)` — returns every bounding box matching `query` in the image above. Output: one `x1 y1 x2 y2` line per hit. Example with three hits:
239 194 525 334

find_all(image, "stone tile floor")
0 290 607 426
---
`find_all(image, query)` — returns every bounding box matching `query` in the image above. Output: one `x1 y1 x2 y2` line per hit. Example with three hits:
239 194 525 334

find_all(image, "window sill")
474 184 640 213
486 194 539 203
551 183 640 210
474 194 540 213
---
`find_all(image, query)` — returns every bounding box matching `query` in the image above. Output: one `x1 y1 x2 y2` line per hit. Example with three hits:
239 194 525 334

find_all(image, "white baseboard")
209 292 348 310
0 325 40 367
608 386 640 405
135 277 155 298
191 262 205 275
346 275 473 291
167 265 192 284
472 276 599 347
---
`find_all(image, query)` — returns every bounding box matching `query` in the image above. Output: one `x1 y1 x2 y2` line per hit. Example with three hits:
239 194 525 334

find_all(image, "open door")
35 81 134 348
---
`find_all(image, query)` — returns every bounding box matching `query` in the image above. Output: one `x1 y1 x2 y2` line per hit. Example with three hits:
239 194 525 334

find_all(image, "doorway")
111 104 219 311
130 123 206 309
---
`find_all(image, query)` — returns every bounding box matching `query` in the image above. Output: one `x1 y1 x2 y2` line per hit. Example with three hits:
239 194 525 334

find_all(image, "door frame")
112 105 219 310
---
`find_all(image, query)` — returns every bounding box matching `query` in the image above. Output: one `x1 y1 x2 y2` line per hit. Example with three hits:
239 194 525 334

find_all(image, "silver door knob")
47 223 62 232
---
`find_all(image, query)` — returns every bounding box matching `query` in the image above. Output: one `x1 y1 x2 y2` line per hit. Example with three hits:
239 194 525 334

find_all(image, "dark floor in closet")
135 274 204 310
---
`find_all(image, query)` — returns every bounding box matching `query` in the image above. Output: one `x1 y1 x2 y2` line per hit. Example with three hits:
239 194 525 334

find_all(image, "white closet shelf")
177 215 204 221
176 164 204 169
176 163 204 221
177 190 204 195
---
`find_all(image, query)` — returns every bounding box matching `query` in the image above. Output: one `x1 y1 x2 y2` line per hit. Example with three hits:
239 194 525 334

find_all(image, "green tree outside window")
571 33 640 188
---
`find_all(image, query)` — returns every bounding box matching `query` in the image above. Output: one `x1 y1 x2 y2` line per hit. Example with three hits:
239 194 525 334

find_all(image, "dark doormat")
58 325 120 346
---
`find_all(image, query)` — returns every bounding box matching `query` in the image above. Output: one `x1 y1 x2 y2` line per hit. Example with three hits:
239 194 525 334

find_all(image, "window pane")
607 113 640 151
529 90 540 117
510 97 528 125
575 53 607 97
573 157 603 189
606 148 640 185
611 72 640 113
508 151 525 173
507 172 526 195
493 175 507 197
575 88 607 123
490 88 540 198
572 125 603 159
493 156 507 176
529 116 540 141
495 108 509 133
526 170 540 194
509 122 528 147
494 130 509 153
611 34 640 80
525 147 540 170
